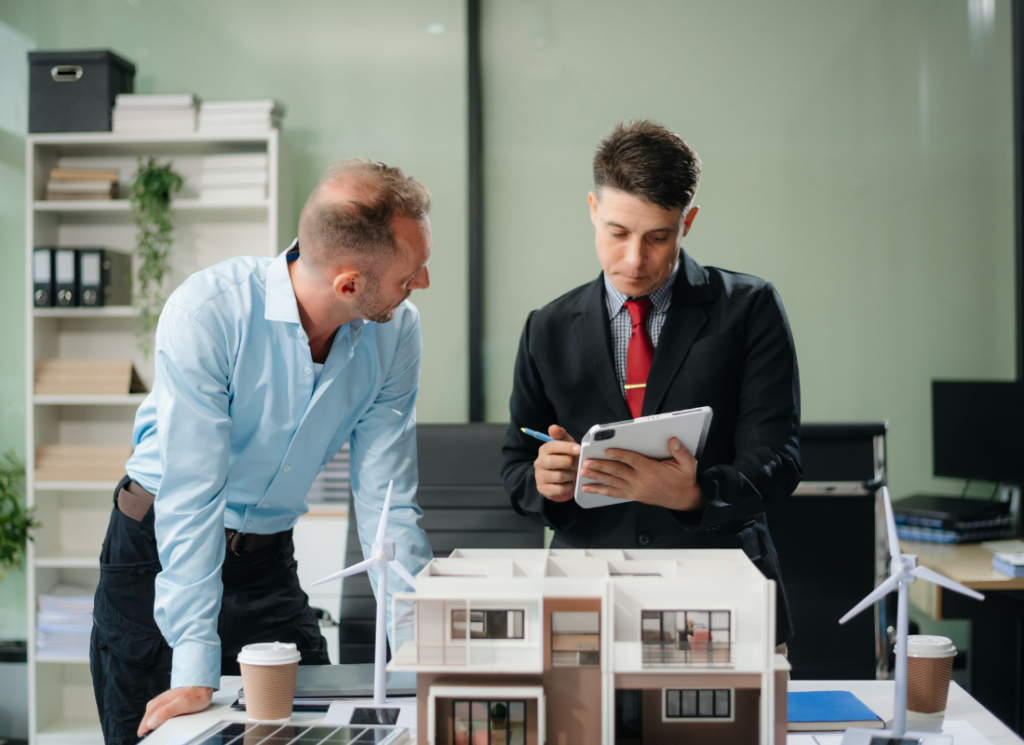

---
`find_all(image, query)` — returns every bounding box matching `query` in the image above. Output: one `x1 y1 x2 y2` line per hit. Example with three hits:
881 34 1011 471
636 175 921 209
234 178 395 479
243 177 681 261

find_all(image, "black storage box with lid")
28 50 135 133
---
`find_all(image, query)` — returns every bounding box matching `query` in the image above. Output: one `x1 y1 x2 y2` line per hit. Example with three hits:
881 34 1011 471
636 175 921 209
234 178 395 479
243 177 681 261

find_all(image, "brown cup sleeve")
240 662 298 721
907 656 954 714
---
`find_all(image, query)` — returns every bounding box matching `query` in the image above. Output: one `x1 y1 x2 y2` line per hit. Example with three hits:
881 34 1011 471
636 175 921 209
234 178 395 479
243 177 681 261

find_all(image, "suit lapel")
643 251 713 416
572 276 633 421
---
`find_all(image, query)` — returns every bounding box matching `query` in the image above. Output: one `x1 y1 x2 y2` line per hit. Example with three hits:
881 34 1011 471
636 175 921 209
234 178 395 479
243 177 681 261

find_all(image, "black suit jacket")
501 250 801 642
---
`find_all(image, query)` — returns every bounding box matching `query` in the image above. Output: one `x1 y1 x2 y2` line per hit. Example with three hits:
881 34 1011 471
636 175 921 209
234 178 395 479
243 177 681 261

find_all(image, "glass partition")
641 610 731 666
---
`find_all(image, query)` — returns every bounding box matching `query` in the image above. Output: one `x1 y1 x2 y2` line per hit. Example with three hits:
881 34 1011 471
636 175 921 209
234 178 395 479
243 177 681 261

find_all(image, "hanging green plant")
131 156 183 354
0 449 38 580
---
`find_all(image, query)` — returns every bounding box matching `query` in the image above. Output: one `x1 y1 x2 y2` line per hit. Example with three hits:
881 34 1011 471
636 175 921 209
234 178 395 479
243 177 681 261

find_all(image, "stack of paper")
198 100 284 134
112 93 199 134
199 152 269 203
37 584 94 661
46 167 119 200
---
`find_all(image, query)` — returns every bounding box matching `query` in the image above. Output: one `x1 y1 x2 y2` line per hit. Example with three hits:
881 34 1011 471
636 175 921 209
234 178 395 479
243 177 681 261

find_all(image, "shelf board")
36 655 90 665
34 481 118 492
34 394 147 405
34 555 100 569
36 717 102 743
34 198 269 218
33 306 137 318
29 130 274 145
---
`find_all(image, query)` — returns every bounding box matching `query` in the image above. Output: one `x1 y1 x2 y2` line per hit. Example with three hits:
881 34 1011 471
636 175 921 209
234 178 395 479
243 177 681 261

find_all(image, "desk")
904 541 1024 735
142 677 1023 745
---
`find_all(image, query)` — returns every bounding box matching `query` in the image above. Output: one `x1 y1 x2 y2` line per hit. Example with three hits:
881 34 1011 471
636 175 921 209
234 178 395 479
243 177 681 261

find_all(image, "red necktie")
624 297 655 418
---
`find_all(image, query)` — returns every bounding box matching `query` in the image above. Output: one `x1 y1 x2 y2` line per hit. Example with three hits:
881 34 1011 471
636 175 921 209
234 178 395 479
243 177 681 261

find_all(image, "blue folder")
788 691 884 731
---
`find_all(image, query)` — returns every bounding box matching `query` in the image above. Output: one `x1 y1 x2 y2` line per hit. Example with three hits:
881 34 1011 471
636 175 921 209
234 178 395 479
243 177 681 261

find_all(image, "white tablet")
574 406 713 509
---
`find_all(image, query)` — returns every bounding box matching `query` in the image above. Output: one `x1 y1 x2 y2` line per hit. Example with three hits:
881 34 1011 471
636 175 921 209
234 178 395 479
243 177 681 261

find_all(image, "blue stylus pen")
520 427 554 443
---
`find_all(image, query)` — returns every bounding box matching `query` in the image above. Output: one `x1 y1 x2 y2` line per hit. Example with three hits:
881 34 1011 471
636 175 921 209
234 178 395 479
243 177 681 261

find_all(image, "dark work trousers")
90 476 330 745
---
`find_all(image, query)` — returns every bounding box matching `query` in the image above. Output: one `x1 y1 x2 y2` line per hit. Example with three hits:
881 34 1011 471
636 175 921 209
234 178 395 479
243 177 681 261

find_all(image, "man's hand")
580 437 704 511
137 686 215 737
532 425 580 502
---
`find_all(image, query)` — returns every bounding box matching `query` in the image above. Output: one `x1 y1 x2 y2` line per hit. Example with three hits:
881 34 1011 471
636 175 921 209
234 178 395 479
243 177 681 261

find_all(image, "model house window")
550 611 600 667
451 609 525 639
641 610 731 665
453 700 527 745
663 689 733 721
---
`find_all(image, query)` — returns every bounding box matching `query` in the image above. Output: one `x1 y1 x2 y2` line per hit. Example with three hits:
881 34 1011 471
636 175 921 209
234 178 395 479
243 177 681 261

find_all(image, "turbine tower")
839 486 983 742
312 480 418 705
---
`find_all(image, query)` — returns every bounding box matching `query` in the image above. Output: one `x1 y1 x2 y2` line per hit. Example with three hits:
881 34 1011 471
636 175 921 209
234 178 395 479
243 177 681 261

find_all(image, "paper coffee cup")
906 635 956 715
237 642 301 721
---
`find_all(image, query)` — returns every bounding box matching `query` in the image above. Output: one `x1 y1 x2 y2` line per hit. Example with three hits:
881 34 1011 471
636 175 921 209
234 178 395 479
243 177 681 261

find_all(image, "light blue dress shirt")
126 243 433 689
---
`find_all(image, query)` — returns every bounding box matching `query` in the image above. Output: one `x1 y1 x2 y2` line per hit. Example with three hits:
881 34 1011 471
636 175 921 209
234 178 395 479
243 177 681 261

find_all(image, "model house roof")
415 548 768 589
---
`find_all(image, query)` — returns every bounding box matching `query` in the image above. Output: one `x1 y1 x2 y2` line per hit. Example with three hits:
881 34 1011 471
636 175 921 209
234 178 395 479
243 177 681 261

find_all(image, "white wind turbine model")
837 486 984 745
312 480 419 727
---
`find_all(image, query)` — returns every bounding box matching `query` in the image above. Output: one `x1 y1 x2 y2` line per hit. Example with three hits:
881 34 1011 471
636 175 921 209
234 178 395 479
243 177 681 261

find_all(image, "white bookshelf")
24 129 291 744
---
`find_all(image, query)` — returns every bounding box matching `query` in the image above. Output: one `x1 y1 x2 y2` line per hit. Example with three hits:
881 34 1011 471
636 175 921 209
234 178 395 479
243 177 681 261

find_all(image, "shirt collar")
264 239 302 324
264 239 366 340
603 257 681 319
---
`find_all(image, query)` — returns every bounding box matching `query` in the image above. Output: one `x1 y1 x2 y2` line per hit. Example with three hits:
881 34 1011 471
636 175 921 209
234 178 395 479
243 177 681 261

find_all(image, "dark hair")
299 159 430 272
593 120 701 210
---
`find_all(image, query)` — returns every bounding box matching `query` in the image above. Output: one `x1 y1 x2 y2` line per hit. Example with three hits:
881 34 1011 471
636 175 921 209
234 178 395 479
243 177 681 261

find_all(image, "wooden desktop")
905 540 1024 735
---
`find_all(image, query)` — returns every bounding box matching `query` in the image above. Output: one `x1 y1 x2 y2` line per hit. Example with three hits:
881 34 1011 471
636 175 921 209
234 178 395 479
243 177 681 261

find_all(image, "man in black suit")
501 120 800 645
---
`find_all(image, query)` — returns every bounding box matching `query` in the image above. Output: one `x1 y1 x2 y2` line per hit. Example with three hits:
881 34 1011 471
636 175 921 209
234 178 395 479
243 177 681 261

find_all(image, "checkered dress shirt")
603 259 681 402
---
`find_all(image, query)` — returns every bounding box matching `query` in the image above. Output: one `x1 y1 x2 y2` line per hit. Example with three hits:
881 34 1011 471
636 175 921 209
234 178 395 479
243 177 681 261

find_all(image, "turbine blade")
390 559 418 590
311 557 376 586
912 566 984 602
374 479 394 547
881 486 901 564
839 575 899 624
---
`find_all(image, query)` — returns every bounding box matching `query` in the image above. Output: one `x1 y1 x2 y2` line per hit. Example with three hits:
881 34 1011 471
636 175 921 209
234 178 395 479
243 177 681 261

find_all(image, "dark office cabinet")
28 50 135 133
767 421 889 680
77 248 132 306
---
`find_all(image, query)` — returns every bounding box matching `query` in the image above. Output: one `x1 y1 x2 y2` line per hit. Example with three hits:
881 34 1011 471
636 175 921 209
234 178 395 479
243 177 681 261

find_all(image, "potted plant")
131 157 183 354
0 450 38 580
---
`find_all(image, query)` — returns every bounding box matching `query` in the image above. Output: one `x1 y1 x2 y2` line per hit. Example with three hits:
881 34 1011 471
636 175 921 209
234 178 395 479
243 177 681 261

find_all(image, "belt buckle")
226 529 250 556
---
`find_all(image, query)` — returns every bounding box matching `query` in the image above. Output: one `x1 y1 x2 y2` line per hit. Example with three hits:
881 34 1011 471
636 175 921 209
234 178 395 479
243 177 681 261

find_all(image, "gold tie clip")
624 383 647 390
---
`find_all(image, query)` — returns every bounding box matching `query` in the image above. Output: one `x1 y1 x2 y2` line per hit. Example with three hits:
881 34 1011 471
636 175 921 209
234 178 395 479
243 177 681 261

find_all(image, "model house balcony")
391 598 544 672
640 610 732 667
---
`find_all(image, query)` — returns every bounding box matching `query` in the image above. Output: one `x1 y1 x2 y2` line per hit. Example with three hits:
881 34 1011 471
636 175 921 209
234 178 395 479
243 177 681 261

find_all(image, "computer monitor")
932 380 1024 483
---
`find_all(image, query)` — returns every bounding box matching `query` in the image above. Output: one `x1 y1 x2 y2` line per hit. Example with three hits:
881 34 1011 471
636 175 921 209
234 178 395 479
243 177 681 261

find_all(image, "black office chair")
336 423 544 663
767 421 890 680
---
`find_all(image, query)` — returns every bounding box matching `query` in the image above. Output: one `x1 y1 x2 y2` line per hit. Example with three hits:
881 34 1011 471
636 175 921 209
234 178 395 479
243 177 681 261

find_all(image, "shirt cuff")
170 640 222 690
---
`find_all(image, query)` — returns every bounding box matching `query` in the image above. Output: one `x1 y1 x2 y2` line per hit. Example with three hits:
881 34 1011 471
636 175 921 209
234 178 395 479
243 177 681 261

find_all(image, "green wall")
0 15 31 639
0 1 1016 640
482 0 1016 503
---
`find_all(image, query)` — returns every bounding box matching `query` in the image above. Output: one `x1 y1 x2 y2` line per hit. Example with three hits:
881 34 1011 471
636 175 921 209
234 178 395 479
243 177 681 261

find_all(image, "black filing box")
28 50 135 133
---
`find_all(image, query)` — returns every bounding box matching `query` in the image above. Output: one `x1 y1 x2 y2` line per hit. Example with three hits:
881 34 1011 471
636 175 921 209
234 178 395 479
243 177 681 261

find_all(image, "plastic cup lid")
906 635 956 658
237 642 301 666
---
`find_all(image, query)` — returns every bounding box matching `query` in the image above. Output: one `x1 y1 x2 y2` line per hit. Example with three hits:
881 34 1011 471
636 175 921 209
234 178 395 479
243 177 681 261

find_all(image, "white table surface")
142 676 1024 745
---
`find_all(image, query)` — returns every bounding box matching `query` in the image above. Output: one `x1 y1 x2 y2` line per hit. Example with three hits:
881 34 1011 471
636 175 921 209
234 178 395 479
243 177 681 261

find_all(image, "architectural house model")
389 548 790 745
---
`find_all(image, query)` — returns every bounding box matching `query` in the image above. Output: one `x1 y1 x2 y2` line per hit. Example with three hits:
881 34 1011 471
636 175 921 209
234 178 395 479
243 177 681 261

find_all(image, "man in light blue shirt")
89 160 435 745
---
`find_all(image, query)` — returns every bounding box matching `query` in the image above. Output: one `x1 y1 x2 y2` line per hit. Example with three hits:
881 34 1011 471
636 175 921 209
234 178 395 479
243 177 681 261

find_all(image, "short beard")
354 277 407 324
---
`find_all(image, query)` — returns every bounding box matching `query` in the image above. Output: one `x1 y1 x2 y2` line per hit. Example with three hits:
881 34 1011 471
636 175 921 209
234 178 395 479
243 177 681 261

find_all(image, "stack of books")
112 93 199 133
198 99 284 134
893 494 1012 544
45 167 119 200
36 584 94 661
199 152 269 203
992 553 1024 577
